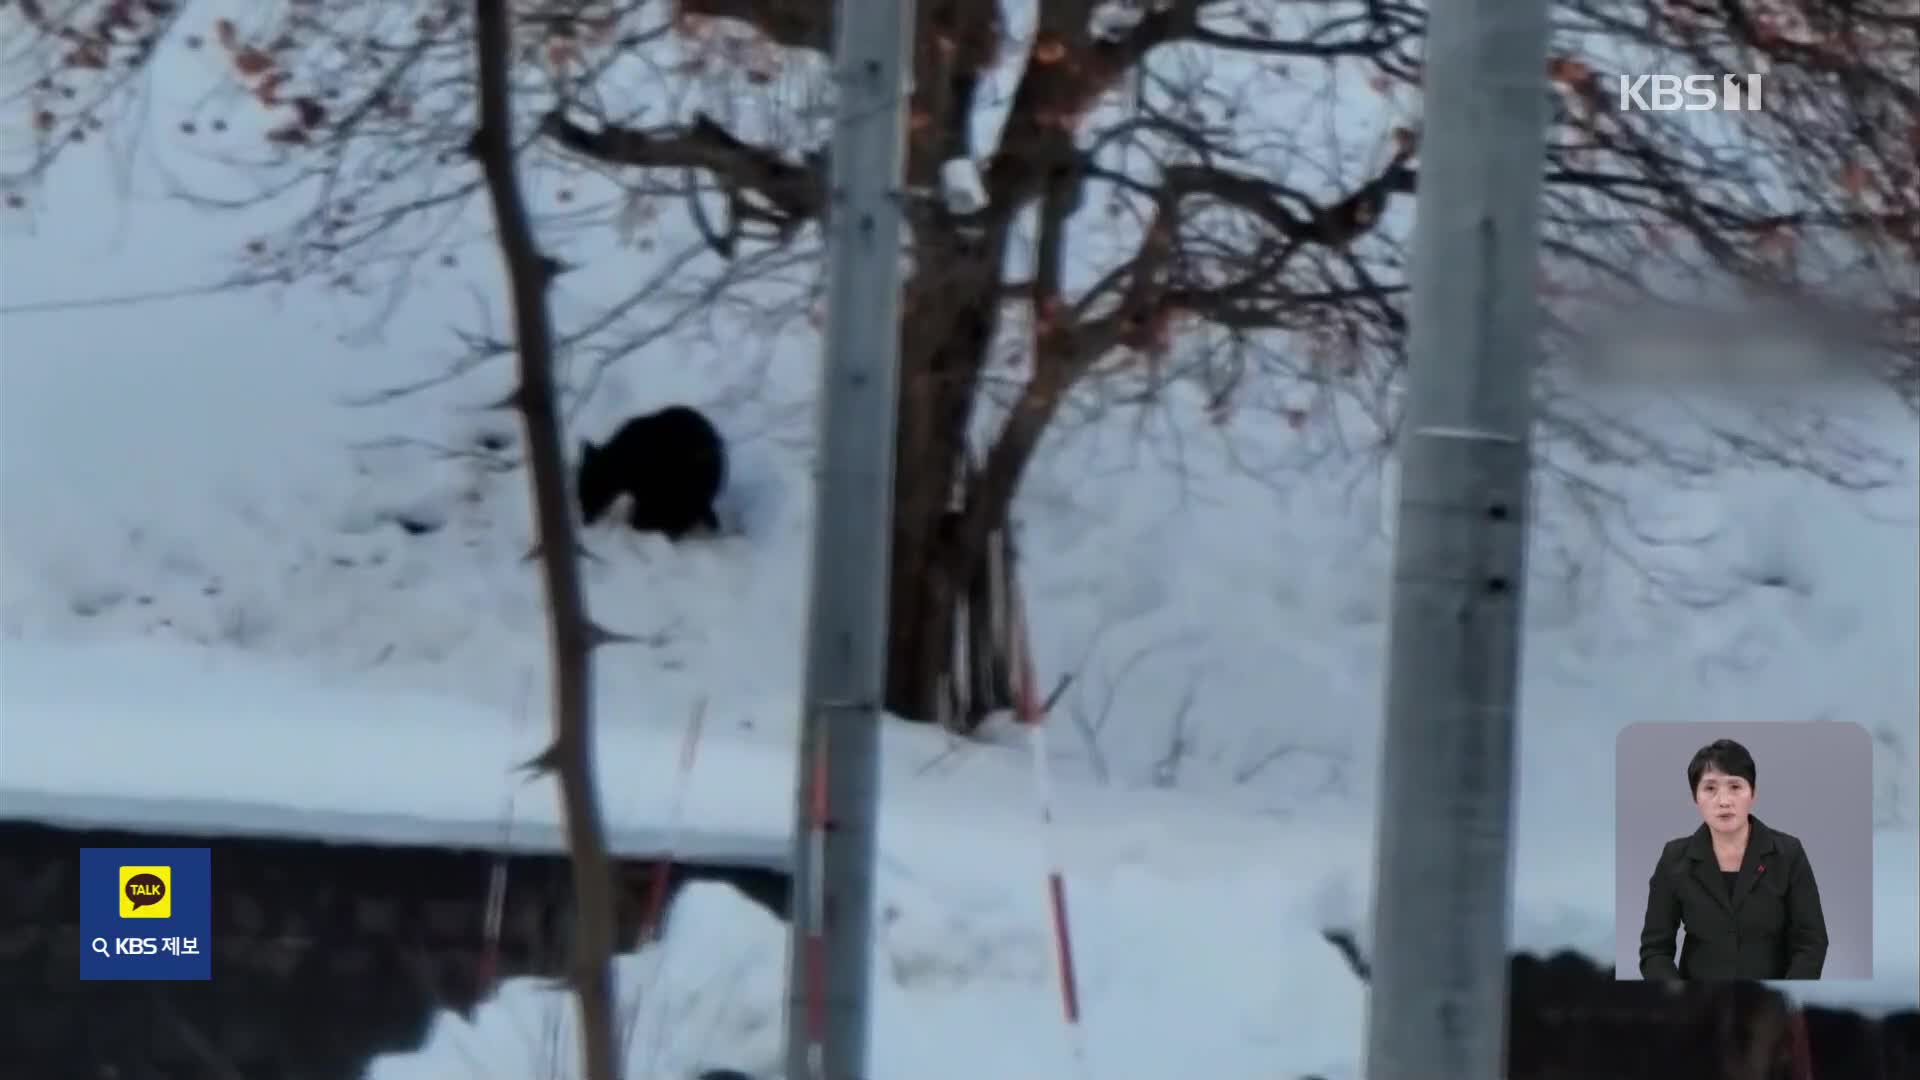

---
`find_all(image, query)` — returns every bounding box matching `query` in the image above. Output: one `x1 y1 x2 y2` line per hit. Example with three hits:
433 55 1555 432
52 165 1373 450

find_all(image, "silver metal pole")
782 0 914 1075
1361 1 1552 1078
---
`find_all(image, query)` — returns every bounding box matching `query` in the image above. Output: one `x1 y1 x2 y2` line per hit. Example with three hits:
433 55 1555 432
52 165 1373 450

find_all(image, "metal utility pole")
1361 2 1552 1079
783 0 914 1075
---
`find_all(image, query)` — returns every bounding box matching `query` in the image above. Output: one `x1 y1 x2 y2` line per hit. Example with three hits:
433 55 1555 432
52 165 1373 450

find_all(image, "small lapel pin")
1757 865 1765 873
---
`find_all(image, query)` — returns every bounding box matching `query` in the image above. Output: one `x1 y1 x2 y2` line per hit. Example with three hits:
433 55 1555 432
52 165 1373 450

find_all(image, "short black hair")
1687 738 1757 795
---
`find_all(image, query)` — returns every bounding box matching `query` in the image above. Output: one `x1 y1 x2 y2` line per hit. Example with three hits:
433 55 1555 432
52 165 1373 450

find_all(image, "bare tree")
468 1 617 1077
6 0 1915 730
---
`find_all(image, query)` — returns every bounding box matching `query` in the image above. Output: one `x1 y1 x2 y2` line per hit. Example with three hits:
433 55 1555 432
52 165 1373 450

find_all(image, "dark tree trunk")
962 514 1015 726
882 333 980 726
881 258 1075 725
845 0 1103 729
882 224 1014 727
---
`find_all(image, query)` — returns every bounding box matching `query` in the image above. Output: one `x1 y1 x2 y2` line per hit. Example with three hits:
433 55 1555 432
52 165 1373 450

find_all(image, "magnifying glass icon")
90 937 110 957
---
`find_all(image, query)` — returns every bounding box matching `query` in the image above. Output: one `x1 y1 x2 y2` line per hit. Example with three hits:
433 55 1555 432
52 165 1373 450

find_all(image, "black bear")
576 405 726 540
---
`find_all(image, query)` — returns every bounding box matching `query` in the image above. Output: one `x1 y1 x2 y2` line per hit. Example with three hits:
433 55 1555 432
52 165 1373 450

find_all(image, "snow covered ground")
4 123 1918 1080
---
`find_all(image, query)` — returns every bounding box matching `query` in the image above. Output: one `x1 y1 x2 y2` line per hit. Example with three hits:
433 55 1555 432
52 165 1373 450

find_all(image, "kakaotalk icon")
118 866 172 919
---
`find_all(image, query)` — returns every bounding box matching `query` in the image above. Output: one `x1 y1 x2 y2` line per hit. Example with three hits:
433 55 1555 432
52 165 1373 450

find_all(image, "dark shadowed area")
0 820 787 1080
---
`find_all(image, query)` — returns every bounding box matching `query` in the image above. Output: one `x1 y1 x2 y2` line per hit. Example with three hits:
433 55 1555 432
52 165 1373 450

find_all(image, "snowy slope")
5 122 1918 1080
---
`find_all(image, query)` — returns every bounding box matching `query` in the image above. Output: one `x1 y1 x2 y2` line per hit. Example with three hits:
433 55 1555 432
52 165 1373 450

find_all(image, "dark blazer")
1638 815 1828 980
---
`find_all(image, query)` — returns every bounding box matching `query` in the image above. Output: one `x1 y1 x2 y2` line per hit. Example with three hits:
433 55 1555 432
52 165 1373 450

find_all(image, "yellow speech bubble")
119 865 172 919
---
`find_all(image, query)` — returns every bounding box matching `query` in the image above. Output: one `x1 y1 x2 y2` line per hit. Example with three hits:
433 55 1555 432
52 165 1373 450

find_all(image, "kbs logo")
1617 74 1764 112
81 848 212 981
118 865 172 918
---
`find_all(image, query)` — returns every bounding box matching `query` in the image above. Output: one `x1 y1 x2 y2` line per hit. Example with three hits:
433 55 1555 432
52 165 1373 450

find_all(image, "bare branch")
677 0 833 53
541 108 824 225
470 3 619 1080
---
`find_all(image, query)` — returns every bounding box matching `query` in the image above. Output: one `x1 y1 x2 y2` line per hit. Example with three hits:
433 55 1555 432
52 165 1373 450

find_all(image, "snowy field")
5 120 1919 1080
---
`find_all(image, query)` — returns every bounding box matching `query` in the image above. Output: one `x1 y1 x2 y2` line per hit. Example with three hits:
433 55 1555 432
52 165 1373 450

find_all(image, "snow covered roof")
0 786 791 870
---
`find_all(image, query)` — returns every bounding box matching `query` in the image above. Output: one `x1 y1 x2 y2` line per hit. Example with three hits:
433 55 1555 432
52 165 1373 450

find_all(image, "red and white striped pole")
479 832 510 989
632 699 713 1075
1008 571 1088 1067
479 672 536 990
798 732 832 1078
641 698 710 941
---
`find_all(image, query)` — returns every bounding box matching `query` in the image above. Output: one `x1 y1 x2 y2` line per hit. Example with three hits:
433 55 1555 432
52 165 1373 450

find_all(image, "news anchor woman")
1639 739 1829 980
